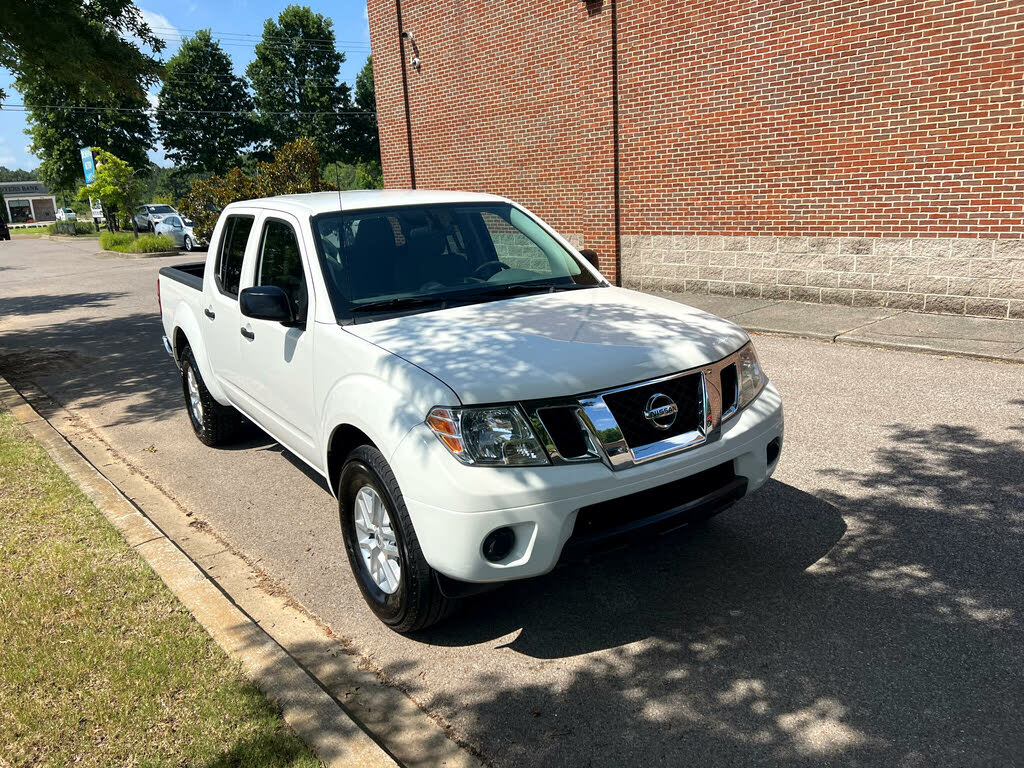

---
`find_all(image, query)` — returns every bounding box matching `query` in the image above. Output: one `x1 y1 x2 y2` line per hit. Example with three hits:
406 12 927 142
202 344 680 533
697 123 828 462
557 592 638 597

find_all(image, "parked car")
134 204 178 231
0 216 9 241
55 207 77 221
154 214 204 251
157 191 784 633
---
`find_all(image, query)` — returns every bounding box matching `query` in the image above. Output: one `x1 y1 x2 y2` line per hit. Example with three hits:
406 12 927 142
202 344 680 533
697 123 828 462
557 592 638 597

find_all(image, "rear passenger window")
215 215 254 297
256 219 307 320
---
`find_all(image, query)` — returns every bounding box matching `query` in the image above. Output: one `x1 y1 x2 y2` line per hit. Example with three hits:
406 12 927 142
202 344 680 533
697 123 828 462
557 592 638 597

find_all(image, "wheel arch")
170 303 229 404
327 424 377 496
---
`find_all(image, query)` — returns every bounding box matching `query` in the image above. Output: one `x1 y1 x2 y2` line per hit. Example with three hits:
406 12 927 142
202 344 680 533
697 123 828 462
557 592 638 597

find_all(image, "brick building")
367 0 1024 318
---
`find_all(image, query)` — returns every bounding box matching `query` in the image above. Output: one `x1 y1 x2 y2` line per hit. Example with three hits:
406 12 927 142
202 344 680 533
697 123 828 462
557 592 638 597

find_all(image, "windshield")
148 205 175 214
312 203 602 321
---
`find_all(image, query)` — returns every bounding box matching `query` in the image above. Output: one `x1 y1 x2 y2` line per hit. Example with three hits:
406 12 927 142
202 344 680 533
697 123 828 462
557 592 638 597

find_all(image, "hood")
346 287 749 404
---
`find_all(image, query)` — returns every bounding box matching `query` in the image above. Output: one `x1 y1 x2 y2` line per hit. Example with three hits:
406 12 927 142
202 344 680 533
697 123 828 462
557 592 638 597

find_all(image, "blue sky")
0 0 372 170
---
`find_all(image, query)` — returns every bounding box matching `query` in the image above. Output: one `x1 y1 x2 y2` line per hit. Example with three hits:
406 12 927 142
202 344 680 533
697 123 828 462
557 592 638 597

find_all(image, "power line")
1 102 375 118
147 25 371 47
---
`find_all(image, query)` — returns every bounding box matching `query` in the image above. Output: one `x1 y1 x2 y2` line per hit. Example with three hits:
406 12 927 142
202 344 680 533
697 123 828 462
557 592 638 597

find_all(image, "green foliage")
157 30 255 173
99 231 176 252
45 221 96 235
21 76 153 196
246 5 351 163
0 0 164 103
180 138 328 241
346 56 380 165
323 159 383 190
0 167 37 183
77 148 144 232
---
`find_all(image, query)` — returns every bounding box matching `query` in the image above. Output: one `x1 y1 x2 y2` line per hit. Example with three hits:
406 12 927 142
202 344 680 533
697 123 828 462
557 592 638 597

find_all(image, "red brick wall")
366 0 619 275
617 0 1024 239
368 0 1024 298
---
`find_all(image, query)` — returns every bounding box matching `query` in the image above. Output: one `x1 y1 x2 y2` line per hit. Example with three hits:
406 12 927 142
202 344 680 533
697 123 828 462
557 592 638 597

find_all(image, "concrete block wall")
622 236 1024 319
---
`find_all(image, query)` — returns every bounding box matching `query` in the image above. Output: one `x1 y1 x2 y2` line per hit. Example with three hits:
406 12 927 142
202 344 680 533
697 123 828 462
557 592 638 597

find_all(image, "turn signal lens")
425 409 464 454
426 406 549 466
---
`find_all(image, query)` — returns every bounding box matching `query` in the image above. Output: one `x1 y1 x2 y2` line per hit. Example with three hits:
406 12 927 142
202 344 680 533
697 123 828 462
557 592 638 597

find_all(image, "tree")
78 149 144 234
345 56 379 165
21 75 154 196
180 138 327 240
0 0 163 103
246 6 351 162
157 30 254 173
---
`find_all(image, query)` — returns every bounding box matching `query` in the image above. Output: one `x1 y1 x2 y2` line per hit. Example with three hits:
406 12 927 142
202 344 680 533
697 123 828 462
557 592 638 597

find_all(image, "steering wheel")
472 260 510 280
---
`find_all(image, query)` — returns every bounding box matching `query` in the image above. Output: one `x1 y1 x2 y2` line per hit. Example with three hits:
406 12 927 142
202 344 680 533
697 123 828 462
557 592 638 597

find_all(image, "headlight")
426 406 549 466
737 342 767 408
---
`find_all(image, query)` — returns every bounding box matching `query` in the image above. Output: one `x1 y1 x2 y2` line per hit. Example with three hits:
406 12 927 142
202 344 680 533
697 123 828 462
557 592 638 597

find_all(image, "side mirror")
240 286 297 324
580 249 600 270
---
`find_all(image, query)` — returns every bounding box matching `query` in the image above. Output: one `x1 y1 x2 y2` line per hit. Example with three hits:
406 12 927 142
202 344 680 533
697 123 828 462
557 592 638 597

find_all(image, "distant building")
0 181 57 223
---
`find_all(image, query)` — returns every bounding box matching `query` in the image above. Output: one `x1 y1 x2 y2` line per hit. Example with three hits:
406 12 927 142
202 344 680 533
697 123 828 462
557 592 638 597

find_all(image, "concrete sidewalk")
655 291 1024 363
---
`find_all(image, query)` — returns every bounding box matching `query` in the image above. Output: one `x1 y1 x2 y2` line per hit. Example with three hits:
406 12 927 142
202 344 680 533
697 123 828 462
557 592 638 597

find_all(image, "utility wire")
0 102 375 117
147 25 371 46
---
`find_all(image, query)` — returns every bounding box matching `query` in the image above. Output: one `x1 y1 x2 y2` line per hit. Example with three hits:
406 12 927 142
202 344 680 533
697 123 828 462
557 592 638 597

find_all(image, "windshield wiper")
350 296 448 313
474 282 586 298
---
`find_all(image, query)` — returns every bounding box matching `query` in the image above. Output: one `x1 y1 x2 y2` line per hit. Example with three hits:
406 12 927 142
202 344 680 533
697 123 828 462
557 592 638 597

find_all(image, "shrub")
180 138 328 242
99 231 177 253
47 221 97 235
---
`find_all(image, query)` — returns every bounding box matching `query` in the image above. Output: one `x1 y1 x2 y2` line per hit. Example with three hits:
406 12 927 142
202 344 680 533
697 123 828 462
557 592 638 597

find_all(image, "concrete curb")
0 376 399 768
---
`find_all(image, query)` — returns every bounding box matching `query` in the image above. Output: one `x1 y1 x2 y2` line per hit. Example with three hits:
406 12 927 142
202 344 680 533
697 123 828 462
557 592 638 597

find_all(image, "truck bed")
159 262 204 291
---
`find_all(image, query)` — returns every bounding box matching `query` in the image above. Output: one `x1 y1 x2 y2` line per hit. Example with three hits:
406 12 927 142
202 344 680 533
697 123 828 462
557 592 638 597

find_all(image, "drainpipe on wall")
611 0 622 286
396 0 417 188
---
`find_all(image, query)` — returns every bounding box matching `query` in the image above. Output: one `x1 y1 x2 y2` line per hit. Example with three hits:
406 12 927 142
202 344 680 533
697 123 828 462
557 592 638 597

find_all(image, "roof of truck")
228 189 513 217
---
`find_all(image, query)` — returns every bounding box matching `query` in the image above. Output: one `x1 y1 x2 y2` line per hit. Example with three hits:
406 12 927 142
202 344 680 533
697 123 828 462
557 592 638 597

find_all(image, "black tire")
183 235 193 252
339 445 455 633
180 346 241 446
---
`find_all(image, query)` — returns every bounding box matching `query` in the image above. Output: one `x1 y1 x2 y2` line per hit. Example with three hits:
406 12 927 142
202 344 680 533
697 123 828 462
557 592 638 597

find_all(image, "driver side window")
479 212 552 274
256 219 308 320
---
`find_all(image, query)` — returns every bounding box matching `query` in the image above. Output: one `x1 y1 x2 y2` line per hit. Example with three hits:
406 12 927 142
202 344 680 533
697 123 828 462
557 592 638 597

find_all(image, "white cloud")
138 9 181 53
146 92 159 110
0 154 16 165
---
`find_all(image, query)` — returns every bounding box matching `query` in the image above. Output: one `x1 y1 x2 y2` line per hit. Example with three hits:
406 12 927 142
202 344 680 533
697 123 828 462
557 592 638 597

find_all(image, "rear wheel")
180 346 241 446
339 445 455 633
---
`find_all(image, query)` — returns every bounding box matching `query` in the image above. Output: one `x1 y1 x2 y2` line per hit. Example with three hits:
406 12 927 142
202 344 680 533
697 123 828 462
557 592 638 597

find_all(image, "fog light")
766 437 781 466
482 527 516 562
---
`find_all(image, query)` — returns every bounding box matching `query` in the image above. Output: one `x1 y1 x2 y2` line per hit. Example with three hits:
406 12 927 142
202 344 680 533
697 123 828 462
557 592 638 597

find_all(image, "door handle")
240 327 255 340
204 308 215 320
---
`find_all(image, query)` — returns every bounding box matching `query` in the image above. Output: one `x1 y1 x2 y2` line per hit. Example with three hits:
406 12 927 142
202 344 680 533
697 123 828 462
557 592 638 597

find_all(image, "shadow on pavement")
0 291 127 318
0 309 179 426
400 423 1023 766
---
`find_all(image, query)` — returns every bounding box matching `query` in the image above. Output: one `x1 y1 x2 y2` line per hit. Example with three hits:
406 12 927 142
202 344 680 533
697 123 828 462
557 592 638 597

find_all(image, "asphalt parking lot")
2 237 1022 767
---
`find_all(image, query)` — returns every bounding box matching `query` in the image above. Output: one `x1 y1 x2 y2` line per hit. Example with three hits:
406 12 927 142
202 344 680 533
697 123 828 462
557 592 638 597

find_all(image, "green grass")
99 231 177 253
0 410 321 768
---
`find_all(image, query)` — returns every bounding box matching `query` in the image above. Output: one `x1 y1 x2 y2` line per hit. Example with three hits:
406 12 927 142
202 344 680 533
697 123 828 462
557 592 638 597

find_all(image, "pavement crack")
834 310 903 342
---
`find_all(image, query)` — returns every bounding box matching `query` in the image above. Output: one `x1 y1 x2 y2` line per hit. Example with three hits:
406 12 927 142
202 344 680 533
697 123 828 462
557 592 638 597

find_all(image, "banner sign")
80 148 96 184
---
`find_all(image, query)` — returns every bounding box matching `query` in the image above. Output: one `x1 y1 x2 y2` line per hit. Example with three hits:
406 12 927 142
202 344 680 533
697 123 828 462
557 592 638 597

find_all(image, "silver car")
154 214 204 251
134 204 178 232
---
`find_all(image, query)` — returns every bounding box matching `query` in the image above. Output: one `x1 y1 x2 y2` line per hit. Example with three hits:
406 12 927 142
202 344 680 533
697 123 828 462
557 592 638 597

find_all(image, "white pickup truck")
158 190 784 632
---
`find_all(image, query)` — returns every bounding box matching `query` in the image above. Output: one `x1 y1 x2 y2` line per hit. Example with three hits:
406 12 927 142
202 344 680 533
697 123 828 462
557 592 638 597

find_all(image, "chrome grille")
526 346 751 471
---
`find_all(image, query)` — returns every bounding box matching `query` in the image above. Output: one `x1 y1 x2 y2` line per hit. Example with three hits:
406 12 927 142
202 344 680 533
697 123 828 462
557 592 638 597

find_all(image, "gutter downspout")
611 0 622 286
396 0 417 188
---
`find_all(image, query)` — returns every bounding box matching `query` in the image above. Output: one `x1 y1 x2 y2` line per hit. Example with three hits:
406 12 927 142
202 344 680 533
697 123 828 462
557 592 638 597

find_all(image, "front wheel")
339 445 454 633
183 235 194 252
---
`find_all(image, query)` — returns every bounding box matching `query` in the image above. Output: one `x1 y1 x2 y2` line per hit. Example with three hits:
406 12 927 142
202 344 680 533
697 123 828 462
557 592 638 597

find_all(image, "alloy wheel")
186 365 203 424
353 485 402 594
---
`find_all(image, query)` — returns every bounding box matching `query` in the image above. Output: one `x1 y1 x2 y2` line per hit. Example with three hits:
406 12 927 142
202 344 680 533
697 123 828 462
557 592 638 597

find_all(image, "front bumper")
391 381 784 583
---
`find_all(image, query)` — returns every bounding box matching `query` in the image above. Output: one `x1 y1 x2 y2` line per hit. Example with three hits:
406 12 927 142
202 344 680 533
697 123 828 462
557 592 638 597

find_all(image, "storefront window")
8 199 32 223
